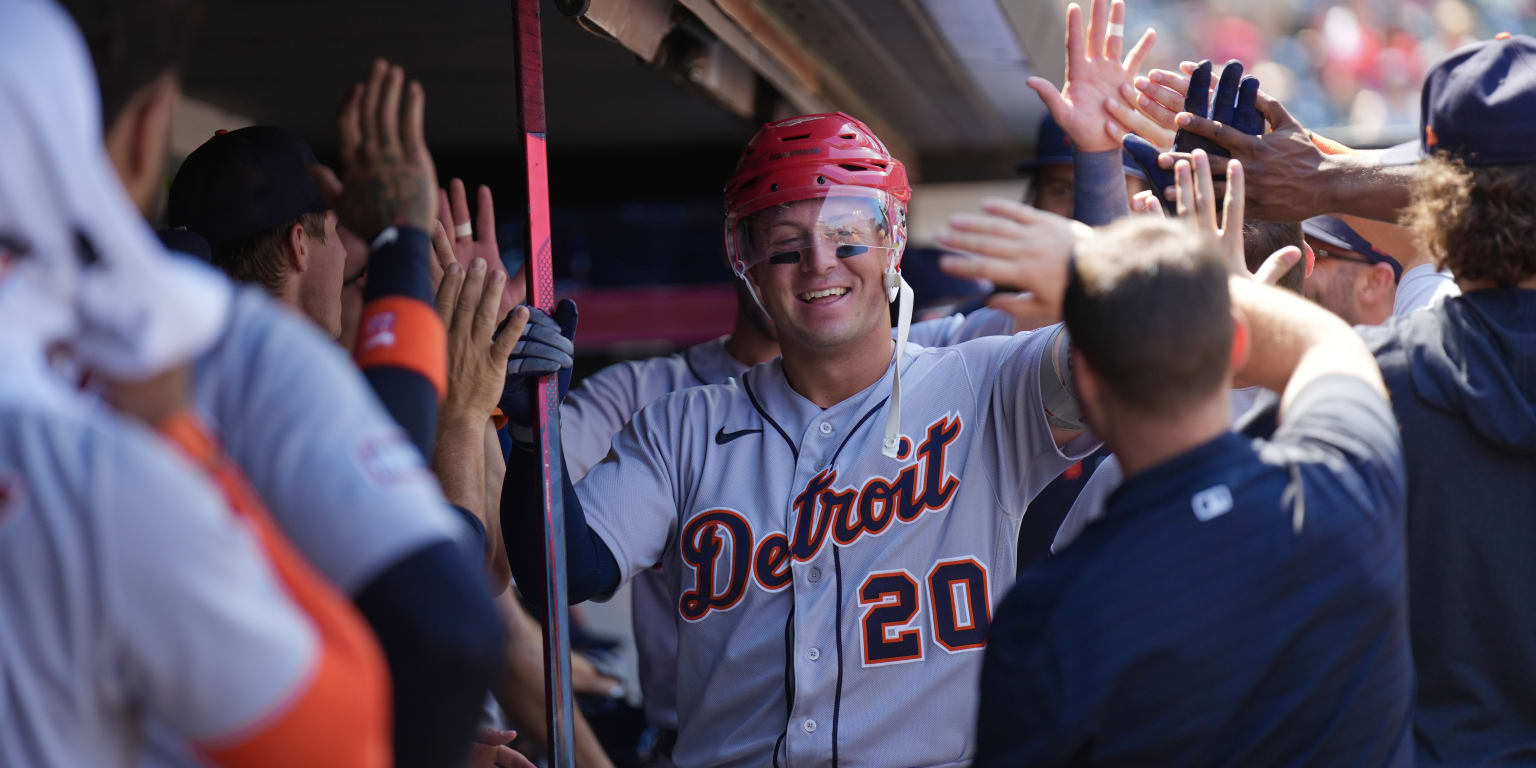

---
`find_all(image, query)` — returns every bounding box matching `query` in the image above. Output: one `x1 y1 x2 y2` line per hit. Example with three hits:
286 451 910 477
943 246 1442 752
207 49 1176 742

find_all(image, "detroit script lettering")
679 414 963 622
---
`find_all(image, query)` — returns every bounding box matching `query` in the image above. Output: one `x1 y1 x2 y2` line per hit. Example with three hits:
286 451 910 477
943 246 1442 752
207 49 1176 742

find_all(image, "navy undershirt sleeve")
1072 148 1131 226
502 442 620 610
353 540 504 768
358 226 438 458
449 503 488 563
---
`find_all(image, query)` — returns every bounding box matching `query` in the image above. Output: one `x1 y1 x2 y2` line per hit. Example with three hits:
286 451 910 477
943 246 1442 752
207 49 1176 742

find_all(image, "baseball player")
506 111 1097 767
0 3 390 765
58 4 506 762
560 256 1017 760
968 211 1410 765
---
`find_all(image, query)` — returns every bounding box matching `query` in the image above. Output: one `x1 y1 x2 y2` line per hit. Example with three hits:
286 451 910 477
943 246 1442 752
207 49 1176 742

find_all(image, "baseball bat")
511 0 575 764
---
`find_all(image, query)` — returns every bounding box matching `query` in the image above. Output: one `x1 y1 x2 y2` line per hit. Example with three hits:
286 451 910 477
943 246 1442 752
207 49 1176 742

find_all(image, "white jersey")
1393 263 1461 317
560 310 1018 734
576 330 1096 767
0 346 318 768
191 288 463 593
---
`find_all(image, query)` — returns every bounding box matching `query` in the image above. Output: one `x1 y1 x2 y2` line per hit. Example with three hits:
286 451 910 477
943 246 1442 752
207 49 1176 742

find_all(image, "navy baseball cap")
168 126 327 248
156 227 212 261
1302 216 1403 281
1016 117 1148 181
1380 33 1536 166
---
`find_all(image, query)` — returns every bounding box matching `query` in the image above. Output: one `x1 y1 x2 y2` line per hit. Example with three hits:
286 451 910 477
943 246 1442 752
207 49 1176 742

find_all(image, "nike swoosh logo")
715 427 763 445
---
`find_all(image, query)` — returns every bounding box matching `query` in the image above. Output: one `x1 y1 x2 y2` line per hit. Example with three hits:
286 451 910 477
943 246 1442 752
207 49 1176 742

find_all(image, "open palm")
1027 0 1155 152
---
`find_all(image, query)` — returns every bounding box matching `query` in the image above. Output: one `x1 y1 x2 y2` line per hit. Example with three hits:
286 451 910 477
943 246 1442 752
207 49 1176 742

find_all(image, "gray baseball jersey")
192 287 463 594
560 310 1018 734
576 328 1095 767
0 360 319 768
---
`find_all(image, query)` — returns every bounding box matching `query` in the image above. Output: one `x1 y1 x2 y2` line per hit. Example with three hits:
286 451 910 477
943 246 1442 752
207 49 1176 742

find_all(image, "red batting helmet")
723 113 911 277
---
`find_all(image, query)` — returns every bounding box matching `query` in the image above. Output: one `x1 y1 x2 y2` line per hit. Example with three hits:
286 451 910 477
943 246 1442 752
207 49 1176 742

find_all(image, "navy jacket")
1362 290 1536 766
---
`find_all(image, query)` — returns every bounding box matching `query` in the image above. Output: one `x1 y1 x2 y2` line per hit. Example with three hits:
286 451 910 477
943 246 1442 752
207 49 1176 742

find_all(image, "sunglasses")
1312 246 1378 268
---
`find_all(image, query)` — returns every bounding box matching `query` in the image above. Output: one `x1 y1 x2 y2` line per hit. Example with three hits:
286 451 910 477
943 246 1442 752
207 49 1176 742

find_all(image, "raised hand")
1158 90 1330 222
1027 0 1156 152
1169 149 1300 285
311 59 438 241
934 198 1094 322
438 179 525 320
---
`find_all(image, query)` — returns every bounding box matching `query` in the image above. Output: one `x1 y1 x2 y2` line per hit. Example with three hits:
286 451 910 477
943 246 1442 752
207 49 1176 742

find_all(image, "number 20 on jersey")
859 557 991 666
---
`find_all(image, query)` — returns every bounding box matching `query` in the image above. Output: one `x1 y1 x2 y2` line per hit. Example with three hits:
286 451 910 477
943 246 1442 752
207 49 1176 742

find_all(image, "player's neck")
1106 392 1233 479
725 316 781 368
780 331 896 409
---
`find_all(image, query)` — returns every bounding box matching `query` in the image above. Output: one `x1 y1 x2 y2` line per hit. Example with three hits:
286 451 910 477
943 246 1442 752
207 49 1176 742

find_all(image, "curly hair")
1405 157 1536 288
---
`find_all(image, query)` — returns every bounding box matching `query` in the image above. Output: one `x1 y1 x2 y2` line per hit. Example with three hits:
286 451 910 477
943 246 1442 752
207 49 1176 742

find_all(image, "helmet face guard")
725 186 906 278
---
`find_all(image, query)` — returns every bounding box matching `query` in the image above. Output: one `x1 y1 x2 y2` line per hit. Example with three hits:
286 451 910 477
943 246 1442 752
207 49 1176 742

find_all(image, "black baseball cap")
168 126 327 248
1016 116 1148 181
1302 216 1403 281
1380 33 1536 166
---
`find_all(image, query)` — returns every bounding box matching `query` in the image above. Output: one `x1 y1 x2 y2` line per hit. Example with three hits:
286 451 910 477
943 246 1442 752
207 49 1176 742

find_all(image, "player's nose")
799 241 840 275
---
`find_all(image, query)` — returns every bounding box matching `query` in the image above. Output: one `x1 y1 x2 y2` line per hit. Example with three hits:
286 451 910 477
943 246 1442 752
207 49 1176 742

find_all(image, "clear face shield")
724 187 913 458
725 188 905 284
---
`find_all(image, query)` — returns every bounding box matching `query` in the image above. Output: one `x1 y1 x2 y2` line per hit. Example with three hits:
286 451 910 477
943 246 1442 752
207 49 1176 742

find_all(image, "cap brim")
1300 218 1354 252
1015 155 1074 173
1377 139 1425 167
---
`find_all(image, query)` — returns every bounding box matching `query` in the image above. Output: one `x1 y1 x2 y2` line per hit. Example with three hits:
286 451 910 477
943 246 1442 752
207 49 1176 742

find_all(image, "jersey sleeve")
192 289 463 594
906 308 1016 348
974 328 1101 515
1262 373 1406 524
1051 454 1123 553
561 361 644 484
573 393 686 581
103 428 388 765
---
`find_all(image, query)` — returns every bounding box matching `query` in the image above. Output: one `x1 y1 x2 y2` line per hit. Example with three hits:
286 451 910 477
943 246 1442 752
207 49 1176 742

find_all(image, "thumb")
1255 91 1301 132
552 298 579 341
1026 77 1073 124
1254 246 1302 285
308 164 343 208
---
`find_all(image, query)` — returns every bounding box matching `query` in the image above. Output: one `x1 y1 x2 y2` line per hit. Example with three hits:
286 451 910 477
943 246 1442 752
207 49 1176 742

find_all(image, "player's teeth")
800 288 848 301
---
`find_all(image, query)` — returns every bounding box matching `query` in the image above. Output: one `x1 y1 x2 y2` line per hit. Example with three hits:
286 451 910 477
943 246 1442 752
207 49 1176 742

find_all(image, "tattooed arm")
312 59 444 458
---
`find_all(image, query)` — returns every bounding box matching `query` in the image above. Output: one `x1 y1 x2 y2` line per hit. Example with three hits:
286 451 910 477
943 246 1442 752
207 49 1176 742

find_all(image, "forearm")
1317 152 1419 222
1228 277 1386 411
433 413 489 536
501 442 621 610
493 592 616 768
353 542 505 768
1072 148 1131 226
354 227 445 458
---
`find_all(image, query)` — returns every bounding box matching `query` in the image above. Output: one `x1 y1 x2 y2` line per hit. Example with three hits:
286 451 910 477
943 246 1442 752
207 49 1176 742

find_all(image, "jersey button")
808 567 822 583
803 719 818 733
807 647 821 661
819 421 833 435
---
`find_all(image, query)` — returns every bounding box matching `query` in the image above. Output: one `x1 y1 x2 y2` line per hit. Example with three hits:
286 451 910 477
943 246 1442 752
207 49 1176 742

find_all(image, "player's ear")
1229 306 1251 375
286 220 310 275
1302 242 1316 279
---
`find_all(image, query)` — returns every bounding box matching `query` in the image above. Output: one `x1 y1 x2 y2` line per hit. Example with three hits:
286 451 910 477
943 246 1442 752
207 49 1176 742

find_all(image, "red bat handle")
513 1 574 766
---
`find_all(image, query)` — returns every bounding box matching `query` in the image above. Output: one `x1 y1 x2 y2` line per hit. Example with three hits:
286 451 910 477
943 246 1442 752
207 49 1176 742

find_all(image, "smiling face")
742 196 897 352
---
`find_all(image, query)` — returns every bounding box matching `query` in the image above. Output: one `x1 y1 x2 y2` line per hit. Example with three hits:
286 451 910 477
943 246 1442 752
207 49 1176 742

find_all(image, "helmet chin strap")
882 253 912 459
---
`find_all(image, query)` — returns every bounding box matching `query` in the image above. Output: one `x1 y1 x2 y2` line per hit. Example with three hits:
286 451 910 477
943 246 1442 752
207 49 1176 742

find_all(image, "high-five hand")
1027 0 1157 152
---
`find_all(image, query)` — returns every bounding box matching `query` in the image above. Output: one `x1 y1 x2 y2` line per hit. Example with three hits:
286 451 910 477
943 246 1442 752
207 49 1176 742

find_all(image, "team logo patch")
1192 484 1234 521
359 311 398 353
355 432 428 486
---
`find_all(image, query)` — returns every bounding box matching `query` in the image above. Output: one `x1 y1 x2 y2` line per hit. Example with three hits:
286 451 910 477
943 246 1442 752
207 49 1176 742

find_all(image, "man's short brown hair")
1243 220 1304 293
1406 156 1536 288
1064 218 1233 416
211 211 326 296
